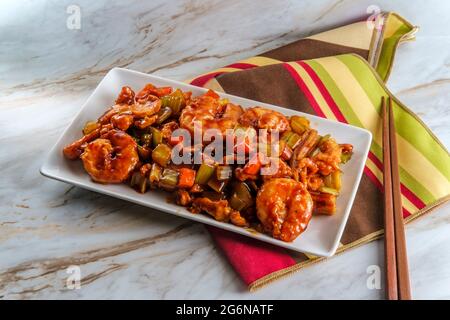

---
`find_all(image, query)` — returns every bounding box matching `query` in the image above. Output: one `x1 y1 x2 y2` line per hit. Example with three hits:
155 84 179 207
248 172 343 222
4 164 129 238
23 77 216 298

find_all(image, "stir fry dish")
63 84 353 242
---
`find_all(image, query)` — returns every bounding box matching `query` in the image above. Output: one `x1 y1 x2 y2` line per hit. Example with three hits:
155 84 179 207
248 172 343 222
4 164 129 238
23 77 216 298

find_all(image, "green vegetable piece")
290 116 310 134
195 163 216 185
150 127 163 147
151 144 172 167
318 186 339 196
161 89 185 115
159 168 179 191
149 163 162 187
340 152 352 164
229 182 253 211
207 176 228 193
156 106 173 124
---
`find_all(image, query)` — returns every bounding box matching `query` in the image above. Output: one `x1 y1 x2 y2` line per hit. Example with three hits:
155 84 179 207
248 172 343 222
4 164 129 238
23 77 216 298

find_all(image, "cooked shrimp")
63 128 101 160
198 102 243 134
98 99 161 128
98 104 131 125
256 178 313 242
135 83 172 102
97 84 164 126
130 99 161 118
179 90 243 135
134 115 158 129
239 107 290 132
80 129 139 183
200 103 244 134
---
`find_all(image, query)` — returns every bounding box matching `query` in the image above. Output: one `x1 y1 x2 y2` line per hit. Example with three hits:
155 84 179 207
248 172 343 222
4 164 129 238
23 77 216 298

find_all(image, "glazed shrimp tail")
179 90 243 135
80 129 139 183
239 107 290 132
256 178 313 242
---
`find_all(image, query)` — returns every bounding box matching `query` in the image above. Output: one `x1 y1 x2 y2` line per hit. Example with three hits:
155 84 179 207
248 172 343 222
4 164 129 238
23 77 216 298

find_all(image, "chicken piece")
261 159 293 180
191 198 232 222
176 189 193 207
230 210 248 227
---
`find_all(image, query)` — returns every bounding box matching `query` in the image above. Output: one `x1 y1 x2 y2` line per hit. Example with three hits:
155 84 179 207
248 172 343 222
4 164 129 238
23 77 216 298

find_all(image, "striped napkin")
186 12 450 290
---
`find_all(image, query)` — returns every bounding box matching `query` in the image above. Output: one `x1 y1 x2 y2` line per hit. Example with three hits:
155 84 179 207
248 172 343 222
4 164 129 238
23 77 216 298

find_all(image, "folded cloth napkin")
186 12 450 290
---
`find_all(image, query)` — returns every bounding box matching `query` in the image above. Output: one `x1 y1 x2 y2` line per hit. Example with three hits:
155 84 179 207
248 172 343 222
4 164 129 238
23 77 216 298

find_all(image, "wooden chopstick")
382 97 398 300
388 97 412 300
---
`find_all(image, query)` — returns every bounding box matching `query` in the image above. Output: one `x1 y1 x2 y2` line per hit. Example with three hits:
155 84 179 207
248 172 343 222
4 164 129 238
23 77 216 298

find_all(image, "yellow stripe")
402 193 419 214
315 56 448 199
186 57 279 84
303 253 318 260
383 14 404 38
365 159 383 183
287 62 337 121
239 56 281 67
365 160 418 213
185 67 242 83
396 135 450 198
315 57 380 135
307 21 373 50
203 78 225 92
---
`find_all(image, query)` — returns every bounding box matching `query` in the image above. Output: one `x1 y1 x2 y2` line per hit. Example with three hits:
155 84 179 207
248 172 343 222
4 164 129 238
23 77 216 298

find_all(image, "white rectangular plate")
41 68 372 257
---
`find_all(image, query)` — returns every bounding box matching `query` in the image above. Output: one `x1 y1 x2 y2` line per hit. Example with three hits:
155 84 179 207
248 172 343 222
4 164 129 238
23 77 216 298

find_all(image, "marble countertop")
1 0 449 299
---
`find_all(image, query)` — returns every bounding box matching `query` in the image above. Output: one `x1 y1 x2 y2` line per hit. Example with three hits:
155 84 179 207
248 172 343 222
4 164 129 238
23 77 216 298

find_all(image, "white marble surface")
1 0 449 299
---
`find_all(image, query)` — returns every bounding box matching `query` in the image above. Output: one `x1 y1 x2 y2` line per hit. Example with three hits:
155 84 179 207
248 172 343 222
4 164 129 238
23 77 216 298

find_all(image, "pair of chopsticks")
382 97 412 300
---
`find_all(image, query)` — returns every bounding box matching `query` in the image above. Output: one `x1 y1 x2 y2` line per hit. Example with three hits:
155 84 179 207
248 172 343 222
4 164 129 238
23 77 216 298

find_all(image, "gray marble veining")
1 0 449 299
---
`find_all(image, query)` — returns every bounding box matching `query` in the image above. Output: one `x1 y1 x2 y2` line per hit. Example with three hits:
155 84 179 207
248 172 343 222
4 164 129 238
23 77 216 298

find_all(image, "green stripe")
399 167 436 204
376 23 412 79
337 54 389 111
369 142 435 204
337 55 450 181
392 102 450 181
305 60 364 128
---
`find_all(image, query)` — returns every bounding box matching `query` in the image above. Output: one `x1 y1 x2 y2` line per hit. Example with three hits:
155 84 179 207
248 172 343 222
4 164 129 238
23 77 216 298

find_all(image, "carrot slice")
178 168 196 189
243 153 264 175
